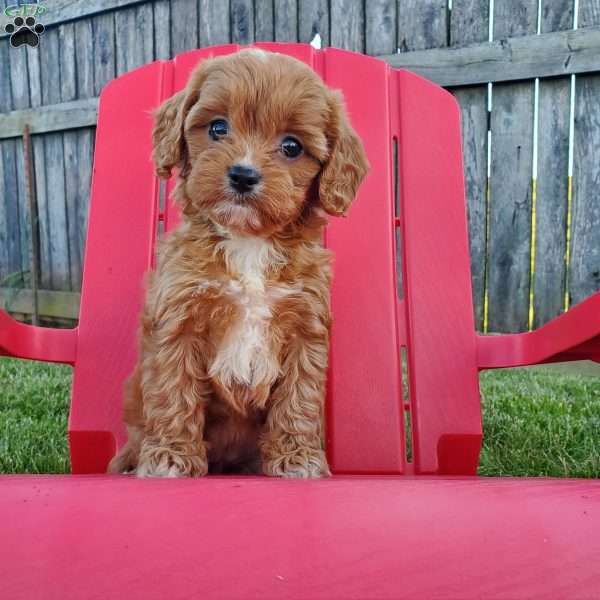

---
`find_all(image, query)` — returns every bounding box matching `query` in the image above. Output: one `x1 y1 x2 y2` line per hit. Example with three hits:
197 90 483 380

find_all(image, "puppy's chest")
205 237 293 390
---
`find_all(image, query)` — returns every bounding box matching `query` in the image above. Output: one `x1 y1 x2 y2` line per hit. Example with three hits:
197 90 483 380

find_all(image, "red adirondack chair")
1 43 600 599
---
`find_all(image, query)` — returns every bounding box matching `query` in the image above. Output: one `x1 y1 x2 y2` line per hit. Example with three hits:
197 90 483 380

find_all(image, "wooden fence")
0 0 599 332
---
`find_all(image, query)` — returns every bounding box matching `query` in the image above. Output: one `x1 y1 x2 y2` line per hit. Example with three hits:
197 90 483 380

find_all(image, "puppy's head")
152 49 369 235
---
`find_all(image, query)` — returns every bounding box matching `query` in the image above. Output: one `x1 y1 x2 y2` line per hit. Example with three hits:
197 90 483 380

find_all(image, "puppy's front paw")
263 448 331 479
136 445 208 478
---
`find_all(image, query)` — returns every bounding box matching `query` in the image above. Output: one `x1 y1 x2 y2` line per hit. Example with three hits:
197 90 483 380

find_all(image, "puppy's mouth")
228 190 261 205
213 191 264 233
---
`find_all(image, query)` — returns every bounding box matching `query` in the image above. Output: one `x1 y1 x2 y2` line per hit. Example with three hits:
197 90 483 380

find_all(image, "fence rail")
1 0 599 333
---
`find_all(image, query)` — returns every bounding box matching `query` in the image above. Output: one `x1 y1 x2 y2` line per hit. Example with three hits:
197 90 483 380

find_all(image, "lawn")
1 357 599 477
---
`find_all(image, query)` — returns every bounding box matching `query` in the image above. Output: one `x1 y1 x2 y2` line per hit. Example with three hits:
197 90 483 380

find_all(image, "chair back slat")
395 70 482 474
69 62 166 473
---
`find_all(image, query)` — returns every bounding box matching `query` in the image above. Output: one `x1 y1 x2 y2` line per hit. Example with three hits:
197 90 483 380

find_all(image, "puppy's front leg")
136 326 210 478
261 336 331 478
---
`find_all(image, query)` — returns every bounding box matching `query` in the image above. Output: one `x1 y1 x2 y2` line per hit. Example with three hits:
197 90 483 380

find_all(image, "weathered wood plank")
64 130 81 290
40 28 70 291
0 39 11 113
60 21 81 291
487 82 535 332
570 74 600 305
59 23 77 101
199 0 231 46
330 0 364 51
397 0 447 52
298 0 329 46
25 45 42 108
533 2 573 327
153 0 171 59
115 6 136 75
450 0 489 46
454 87 488 330
449 0 489 331
487 1 537 333
8 46 29 109
5 46 30 286
534 77 570 326
493 0 538 38
0 98 99 139
31 135 51 288
171 0 199 54
541 0 573 32
383 27 600 87
255 0 275 42
137 2 155 64
274 0 298 42
0 148 8 279
43 131 70 290
76 129 94 287
580 1 600 28
75 19 95 97
61 127 94 292
366 0 396 56
0 287 80 320
93 12 117 95
116 4 154 75
15 136 31 286
1 141 22 280
231 0 254 44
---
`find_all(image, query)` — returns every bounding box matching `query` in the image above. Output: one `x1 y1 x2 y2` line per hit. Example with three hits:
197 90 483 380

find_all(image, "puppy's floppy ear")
151 61 210 179
318 91 370 216
152 90 187 179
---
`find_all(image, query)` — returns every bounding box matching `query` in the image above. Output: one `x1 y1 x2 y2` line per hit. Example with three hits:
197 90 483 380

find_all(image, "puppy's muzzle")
228 164 261 195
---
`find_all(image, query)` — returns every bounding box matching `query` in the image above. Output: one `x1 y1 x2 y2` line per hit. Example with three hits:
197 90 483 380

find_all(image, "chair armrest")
476 291 600 369
0 308 77 365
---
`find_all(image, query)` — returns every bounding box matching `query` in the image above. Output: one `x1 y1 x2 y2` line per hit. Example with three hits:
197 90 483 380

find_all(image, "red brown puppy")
108 48 369 478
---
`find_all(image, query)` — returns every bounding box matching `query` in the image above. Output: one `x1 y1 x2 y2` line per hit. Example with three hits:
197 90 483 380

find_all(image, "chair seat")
2 475 599 599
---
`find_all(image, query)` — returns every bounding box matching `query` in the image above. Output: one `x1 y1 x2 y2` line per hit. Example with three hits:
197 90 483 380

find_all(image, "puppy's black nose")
228 164 261 194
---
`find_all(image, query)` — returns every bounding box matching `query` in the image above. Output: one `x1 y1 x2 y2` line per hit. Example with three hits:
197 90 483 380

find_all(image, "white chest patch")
208 234 286 388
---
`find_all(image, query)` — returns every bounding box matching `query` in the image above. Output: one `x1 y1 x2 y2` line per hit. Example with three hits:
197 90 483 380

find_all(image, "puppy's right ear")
152 90 187 179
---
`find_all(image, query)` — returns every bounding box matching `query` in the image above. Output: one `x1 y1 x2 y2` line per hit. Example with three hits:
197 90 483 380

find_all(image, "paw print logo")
4 16 45 48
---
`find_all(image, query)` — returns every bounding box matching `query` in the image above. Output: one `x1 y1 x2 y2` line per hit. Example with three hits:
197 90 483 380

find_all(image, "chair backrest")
68 43 482 476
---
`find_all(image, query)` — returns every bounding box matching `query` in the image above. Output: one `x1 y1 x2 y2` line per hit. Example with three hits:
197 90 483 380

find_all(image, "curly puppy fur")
108 48 369 478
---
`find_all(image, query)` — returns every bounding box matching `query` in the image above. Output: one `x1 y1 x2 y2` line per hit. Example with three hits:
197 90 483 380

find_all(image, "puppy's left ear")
318 91 370 217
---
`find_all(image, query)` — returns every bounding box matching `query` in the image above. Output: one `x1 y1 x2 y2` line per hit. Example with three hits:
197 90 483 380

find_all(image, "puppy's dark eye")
281 136 303 159
209 119 229 141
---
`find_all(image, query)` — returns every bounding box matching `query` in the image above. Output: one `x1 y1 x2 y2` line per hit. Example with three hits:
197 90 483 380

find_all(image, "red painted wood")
0 309 77 364
477 291 600 368
68 62 165 473
2 475 600 599
395 70 482 475
320 49 404 473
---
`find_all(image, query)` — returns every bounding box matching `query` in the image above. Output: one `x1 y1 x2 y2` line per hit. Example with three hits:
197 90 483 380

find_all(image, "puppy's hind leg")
107 366 144 474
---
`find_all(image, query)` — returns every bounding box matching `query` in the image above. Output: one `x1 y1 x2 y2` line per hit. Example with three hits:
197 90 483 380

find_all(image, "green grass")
0 358 71 473
0 358 599 477
478 369 600 478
